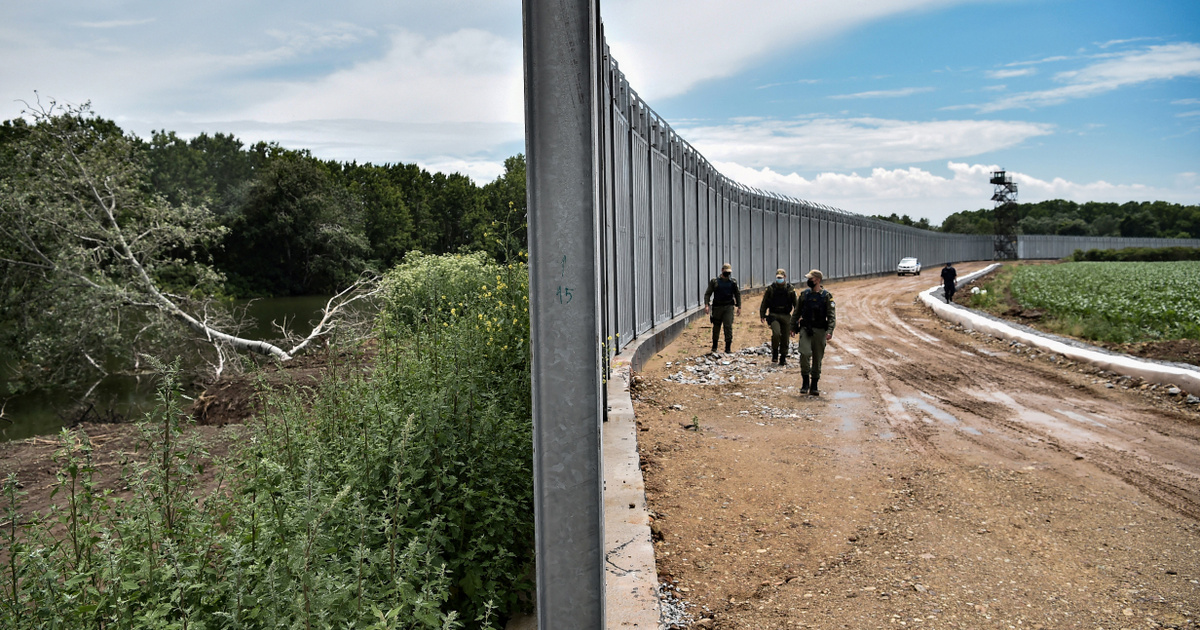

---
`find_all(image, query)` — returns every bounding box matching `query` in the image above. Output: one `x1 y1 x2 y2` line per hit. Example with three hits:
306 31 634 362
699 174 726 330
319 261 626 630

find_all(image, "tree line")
875 200 1200 238
0 101 526 394
2 112 527 300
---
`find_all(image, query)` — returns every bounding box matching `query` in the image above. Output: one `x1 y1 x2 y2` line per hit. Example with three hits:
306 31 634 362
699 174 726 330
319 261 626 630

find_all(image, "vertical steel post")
523 0 605 627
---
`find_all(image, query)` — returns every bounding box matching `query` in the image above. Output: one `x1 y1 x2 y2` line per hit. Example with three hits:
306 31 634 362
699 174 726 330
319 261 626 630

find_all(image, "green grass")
1009 261 1200 343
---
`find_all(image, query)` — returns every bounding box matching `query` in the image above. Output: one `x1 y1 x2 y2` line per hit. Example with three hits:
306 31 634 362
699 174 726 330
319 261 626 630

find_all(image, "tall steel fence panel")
671 145 686 315
769 199 778 275
699 174 712 285
721 187 732 274
736 190 744 281
840 220 850 279
706 181 715 274
611 103 634 345
853 221 864 276
806 213 816 276
753 198 766 284
600 58 616 366
651 143 671 324
685 166 699 309
790 209 801 278
819 217 831 276
631 126 652 335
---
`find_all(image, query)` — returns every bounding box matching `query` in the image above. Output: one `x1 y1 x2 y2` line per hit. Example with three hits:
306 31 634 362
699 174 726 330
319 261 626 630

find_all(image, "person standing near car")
791 269 836 395
704 263 741 353
941 262 958 303
759 268 796 365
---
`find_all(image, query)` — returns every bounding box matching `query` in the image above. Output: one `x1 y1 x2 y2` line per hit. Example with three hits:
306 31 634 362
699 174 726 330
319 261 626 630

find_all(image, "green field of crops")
1009 261 1200 343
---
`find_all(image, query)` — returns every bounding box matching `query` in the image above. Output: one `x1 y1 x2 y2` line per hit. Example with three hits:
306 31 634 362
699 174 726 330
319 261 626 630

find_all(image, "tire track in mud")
833 264 1200 520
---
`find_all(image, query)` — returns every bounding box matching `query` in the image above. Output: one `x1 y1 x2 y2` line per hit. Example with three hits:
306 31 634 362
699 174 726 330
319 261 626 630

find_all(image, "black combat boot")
780 342 788 365
711 343 718 353
800 374 809 394
772 350 778 363
725 343 731 354
809 377 820 396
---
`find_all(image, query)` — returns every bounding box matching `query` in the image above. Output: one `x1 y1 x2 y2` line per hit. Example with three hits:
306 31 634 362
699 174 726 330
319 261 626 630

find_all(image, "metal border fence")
1017 235 1200 259
524 6 1200 626
596 38 1200 361
598 38 994 360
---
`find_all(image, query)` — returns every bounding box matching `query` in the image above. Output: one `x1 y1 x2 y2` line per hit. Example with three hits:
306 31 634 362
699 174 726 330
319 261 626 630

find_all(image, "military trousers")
766 313 791 359
710 304 735 350
797 327 828 378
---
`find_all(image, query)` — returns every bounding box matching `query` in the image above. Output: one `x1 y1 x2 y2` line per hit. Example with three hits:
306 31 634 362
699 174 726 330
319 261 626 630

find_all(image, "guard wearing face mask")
704 263 742 353
790 269 836 395
759 268 796 365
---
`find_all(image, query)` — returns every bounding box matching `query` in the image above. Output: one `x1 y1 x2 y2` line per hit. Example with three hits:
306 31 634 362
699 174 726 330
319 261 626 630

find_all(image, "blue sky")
2 0 1197 223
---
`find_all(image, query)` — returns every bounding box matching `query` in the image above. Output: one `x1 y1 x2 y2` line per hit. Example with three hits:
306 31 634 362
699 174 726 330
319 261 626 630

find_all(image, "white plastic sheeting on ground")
921 263 1200 395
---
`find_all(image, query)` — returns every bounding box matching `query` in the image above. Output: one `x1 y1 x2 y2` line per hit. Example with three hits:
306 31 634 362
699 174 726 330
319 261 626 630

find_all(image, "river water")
1 296 342 442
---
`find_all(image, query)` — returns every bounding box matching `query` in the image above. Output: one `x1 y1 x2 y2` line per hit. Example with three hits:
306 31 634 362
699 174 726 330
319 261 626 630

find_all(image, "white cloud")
675 116 1054 170
1096 37 1161 49
1005 55 1075 67
717 161 1200 223
239 28 522 125
1173 98 1200 105
977 43 1200 112
829 87 934 99
603 0 985 100
986 68 1035 79
419 158 506 183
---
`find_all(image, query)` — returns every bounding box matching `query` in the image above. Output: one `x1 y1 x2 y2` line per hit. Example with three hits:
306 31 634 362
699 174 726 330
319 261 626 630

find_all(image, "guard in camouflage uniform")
759 268 796 366
790 269 837 396
704 263 741 353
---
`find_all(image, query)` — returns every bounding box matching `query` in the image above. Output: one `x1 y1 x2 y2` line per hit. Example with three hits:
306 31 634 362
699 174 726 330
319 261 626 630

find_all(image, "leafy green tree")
143 130 270 208
1120 209 1160 237
0 100 374 391
341 162 416 270
219 153 371 296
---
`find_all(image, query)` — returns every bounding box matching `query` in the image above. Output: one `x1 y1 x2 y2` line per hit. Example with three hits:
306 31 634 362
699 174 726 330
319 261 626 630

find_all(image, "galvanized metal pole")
523 0 605 628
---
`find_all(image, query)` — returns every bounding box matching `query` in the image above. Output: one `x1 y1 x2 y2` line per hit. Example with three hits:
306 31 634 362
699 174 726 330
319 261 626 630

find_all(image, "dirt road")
633 262 1200 629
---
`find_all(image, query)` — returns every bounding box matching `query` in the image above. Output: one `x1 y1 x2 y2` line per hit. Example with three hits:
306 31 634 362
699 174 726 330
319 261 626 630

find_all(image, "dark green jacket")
705 276 741 307
792 288 836 333
759 282 797 318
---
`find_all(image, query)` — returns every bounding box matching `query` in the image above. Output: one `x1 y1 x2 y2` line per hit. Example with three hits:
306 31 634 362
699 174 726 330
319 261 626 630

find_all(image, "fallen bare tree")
0 97 377 389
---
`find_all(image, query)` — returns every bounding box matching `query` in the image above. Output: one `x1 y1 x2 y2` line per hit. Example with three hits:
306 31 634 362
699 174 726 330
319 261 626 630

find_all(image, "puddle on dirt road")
898 396 961 425
832 391 863 400
1054 409 1108 428
989 391 1100 444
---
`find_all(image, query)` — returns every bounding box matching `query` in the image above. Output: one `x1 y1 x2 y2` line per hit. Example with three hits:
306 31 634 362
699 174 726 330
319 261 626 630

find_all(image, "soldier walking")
759 268 796 366
704 263 741 353
791 269 836 396
941 262 958 303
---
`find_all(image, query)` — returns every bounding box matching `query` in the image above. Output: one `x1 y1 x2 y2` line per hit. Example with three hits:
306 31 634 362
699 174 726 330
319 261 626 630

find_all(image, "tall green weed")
1 252 532 629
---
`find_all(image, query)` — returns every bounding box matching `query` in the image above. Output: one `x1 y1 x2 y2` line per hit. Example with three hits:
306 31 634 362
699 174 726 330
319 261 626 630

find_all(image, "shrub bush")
2 253 533 629
1070 246 1200 262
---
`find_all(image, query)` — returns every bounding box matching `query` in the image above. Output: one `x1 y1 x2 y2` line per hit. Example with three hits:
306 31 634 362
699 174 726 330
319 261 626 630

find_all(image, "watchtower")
990 170 1018 259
